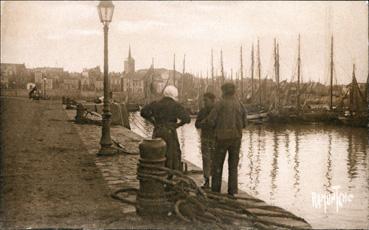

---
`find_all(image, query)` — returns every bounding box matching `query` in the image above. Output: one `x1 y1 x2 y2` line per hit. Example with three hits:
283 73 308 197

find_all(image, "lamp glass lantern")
97 1 115 25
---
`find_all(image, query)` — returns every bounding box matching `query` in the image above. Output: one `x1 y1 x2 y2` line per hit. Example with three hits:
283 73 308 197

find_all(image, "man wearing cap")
201 83 247 197
141 85 190 171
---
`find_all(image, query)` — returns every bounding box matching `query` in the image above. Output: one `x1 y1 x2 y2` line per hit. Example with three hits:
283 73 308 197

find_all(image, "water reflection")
270 130 279 201
324 134 332 192
293 130 300 198
347 129 358 182
129 112 369 229
253 128 262 196
246 129 254 191
285 132 291 166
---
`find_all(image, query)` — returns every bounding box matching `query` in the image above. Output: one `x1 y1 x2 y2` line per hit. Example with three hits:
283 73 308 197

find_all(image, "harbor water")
129 112 368 229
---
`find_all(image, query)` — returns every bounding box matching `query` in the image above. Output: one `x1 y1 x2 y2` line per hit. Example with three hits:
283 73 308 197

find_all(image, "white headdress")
163 85 178 101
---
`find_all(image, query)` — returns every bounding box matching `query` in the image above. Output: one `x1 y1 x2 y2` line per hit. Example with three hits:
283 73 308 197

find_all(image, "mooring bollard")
136 138 174 216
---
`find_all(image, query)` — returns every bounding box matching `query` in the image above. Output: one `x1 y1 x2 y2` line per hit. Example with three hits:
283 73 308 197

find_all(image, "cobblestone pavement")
65 109 142 214
65 106 311 229
0 98 156 229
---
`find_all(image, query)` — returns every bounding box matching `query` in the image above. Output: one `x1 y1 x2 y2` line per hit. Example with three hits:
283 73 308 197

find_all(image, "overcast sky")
1 1 368 84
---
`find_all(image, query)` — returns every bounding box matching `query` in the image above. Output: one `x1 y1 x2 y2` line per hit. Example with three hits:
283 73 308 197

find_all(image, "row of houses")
0 63 123 91
0 48 186 102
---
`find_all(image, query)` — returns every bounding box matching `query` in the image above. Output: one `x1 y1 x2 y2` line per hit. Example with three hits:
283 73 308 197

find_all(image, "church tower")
124 45 135 74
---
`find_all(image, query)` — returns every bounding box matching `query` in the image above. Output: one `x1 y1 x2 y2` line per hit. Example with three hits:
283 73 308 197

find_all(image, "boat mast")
330 35 334 110
198 72 202 109
148 57 155 104
274 38 280 109
240 45 244 101
350 64 356 112
251 44 254 100
211 49 214 93
220 49 225 85
181 54 185 102
277 43 280 108
274 38 277 107
206 69 209 90
173 54 176 86
257 39 261 107
297 34 301 113
367 73 369 105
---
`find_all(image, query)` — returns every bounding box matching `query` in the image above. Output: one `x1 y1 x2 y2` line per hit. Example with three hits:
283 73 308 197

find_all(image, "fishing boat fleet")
126 34 368 128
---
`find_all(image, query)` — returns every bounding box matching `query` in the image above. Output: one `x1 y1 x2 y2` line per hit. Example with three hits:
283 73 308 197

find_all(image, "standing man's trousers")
211 138 241 195
201 137 215 178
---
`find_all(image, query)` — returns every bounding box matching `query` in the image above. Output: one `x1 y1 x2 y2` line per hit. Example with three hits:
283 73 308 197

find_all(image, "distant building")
122 67 182 103
122 72 145 97
43 78 53 90
81 66 102 90
30 67 65 89
122 47 145 101
34 71 43 84
0 63 27 76
0 63 29 88
62 78 80 90
1 76 9 88
32 67 64 80
95 80 104 91
124 46 135 75
110 72 122 92
81 71 89 90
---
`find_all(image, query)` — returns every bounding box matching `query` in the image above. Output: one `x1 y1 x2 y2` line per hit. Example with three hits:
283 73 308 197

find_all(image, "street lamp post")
97 0 116 156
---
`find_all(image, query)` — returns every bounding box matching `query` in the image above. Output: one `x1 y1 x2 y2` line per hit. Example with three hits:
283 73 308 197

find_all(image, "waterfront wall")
0 89 126 101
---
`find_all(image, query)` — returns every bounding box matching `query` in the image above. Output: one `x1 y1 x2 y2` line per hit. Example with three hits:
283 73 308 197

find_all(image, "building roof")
123 67 183 81
1 63 26 67
0 63 27 72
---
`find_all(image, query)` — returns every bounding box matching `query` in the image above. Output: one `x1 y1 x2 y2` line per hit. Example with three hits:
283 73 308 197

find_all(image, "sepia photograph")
0 1 368 229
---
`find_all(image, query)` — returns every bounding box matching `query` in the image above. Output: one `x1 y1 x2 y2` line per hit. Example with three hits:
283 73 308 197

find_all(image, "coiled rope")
111 164 311 230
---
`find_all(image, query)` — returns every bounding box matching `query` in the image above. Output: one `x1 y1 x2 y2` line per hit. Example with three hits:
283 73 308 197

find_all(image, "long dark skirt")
152 124 182 171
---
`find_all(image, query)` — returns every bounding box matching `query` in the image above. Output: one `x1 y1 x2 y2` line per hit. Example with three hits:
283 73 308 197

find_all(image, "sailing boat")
268 38 290 122
246 40 269 123
271 35 338 123
338 64 368 127
298 35 338 123
269 34 311 122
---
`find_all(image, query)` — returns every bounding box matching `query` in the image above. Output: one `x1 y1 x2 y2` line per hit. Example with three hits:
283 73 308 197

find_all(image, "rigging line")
335 60 352 81
333 66 338 85
130 120 146 137
131 116 150 137
135 113 155 134
290 61 298 83
288 52 298 83
279 59 290 82
267 47 275 81
130 116 145 133
134 114 149 128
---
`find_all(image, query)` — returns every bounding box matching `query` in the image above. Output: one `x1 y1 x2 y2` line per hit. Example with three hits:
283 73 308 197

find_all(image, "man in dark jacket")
141 85 190 171
195 92 216 188
201 83 247 196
